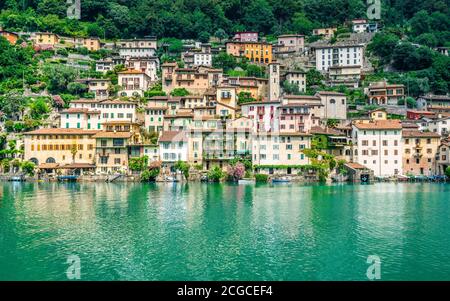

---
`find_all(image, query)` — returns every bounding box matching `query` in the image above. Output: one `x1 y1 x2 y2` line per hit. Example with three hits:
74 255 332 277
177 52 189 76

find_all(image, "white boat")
238 179 255 185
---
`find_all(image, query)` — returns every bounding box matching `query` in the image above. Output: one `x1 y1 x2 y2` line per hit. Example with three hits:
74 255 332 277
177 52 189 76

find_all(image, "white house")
117 69 151 97
240 100 281 132
96 58 114 73
125 57 159 82
193 52 212 66
352 120 403 177
159 131 189 166
69 99 138 125
418 116 450 136
352 19 369 33
313 43 364 71
284 71 306 93
60 108 101 130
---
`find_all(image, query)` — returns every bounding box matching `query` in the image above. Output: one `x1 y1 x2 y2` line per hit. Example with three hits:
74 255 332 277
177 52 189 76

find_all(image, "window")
114 158 121 165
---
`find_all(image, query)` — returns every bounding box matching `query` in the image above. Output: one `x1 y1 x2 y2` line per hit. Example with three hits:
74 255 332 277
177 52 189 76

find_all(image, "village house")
117 37 157 58
60 107 101 130
328 65 361 88
233 31 259 42
145 105 166 132
406 110 436 120
281 92 347 121
23 128 98 174
70 37 101 51
277 103 317 133
312 27 337 39
402 130 441 176
93 131 132 174
283 70 307 93
352 120 403 177
96 58 115 73
223 76 269 100
159 131 189 169
0 28 19 44
32 32 59 46
310 41 364 72
240 100 281 132
416 95 450 112
417 115 450 136
369 108 388 121
252 132 312 175
76 78 111 100
437 139 450 175
117 69 151 97
161 63 223 95
310 126 353 162
367 81 405 105
351 19 369 33
93 121 143 174
69 99 138 124
125 56 159 82
276 34 305 54
225 41 273 64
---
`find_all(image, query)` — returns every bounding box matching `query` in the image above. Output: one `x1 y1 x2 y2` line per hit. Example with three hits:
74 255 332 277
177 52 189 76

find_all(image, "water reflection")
0 182 449 280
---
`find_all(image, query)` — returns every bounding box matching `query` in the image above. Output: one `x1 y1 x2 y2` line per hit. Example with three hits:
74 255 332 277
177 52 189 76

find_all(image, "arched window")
120 92 127 97
330 98 336 104
29 158 39 165
46 157 56 163
345 149 351 156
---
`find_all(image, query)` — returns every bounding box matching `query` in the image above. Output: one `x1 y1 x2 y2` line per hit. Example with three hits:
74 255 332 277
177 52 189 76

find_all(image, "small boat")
238 179 255 185
165 176 179 182
9 175 25 182
272 177 291 183
57 175 79 182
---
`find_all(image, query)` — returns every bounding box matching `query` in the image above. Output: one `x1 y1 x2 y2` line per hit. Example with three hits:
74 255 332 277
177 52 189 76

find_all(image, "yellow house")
23 128 99 173
34 32 59 46
243 42 272 64
369 108 387 120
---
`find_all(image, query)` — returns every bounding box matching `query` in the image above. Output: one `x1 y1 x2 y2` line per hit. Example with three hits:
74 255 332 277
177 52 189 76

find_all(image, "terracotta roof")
402 130 441 138
148 96 169 100
60 163 96 169
118 69 145 74
354 120 402 130
60 108 100 114
38 163 59 169
317 91 346 96
310 126 345 136
70 98 103 103
283 95 321 100
92 132 133 139
24 128 100 135
240 100 281 106
254 132 311 137
159 131 188 142
345 162 369 170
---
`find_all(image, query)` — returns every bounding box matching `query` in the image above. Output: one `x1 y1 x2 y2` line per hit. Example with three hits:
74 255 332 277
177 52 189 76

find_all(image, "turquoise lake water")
0 182 449 280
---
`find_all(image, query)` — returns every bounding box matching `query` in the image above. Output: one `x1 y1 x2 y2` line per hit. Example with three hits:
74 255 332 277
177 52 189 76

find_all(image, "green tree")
291 12 314 35
170 88 190 97
29 98 50 120
207 165 224 182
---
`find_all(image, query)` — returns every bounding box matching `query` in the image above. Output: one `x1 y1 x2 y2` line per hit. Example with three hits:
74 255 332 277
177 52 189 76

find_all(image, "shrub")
174 161 190 179
207 166 224 182
255 174 268 183
21 161 35 176
141 168 160 182
445 166 450 179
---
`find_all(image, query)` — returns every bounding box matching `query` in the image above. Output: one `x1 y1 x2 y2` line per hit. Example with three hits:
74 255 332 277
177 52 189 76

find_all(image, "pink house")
233 31 258 42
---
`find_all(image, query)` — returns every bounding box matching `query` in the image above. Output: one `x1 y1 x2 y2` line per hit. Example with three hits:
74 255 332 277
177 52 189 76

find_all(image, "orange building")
226 41 273 64
0 29 19 45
